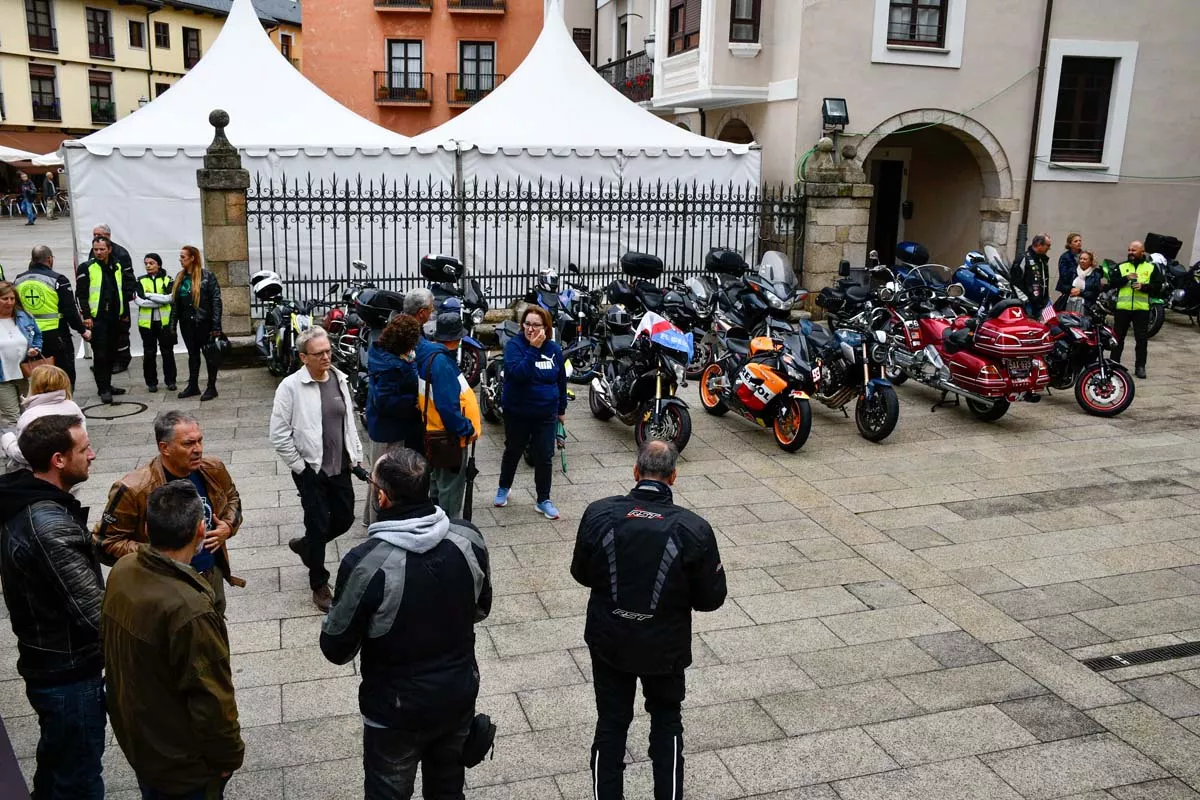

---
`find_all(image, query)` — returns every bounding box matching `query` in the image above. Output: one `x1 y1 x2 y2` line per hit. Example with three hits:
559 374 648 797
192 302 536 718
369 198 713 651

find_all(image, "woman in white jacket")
2 365 85 469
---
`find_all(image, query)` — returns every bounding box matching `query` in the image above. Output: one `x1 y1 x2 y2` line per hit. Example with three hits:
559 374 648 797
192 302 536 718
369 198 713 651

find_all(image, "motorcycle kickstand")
930 391 960 413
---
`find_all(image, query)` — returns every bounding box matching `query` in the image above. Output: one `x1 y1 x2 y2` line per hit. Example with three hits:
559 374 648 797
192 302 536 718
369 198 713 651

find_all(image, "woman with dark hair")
495 305 568 520
362 314 423 524
1055 232 1083 311
172 245 222 400
133 253 177 393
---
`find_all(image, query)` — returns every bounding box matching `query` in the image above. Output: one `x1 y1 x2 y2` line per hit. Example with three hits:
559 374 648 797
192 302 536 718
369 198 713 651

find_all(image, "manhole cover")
81 401 149 420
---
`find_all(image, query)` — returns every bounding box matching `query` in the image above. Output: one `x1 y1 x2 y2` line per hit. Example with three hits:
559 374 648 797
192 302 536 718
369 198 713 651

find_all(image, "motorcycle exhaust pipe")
590 377 615 411
932 379 1000 405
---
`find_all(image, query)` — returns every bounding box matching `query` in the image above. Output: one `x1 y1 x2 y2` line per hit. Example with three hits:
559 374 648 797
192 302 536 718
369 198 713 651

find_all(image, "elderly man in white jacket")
269 326 364 611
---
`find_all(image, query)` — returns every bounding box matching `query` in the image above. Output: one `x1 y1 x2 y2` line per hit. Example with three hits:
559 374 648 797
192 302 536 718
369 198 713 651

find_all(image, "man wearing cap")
416 312 480 519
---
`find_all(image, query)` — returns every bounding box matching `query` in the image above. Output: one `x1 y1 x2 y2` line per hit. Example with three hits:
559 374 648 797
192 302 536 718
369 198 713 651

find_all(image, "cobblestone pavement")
3 220 1200 798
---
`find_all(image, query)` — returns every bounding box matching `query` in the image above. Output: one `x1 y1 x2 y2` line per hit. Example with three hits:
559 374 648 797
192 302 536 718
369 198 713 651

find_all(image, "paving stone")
1087 704 1200 792
702 618 844 662
227 620 282 655
1085 570 1200 605
690 601 757 633
281 675 360 722
1091 543 1200 574
487 616 587 657
628 700 784 760
686 657 817 707
844 580 921 609
911 630 1000 668
718 727 899 794
890 661 1047 712
557 751 743 800
992 637 1132 710
790 537 857 562
734 586 866 624
765 557 887 589
225 769 285 800
887 525 953 549
237 684 283 728
1119 674 1200 719
516 683 596 730
722 543 812 571
997 695 1108 741
999 555 1120 587
537 587 590 618
476 692 531 736
821 604 958 646
467 723 595 787
758 679 922 736
1025 614 1114 649
1077 600 1200 640
982 733 1169 799
832 756 1025 800
948 565 1027 594
855 541 955 588
479 592 550 627
988 583 1117 621
1108 779 1200 800
791 639 940 688
239 715 363 771
914 584 1032 643
231 646 353 689
864 705 1038 766
477 650 585 696
917 539 1034 570
933 514 1042 542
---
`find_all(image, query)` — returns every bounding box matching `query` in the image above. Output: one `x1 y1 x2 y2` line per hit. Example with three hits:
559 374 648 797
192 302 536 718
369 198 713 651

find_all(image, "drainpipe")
698 108 707 136
1017 0 1054 258
145 7 159 100
592 0 599 66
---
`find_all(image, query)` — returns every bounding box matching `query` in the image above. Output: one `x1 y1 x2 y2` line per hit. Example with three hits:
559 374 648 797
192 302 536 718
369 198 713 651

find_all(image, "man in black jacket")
14 245 92 390
320 447 491 799
572 440 727 800
0 414 104 799
1011 233 1053 319
89 224 133 373
77 236 137 403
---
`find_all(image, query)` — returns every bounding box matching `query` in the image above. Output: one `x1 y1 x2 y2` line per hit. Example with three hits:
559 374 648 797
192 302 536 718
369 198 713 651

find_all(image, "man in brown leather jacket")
94 410 244 614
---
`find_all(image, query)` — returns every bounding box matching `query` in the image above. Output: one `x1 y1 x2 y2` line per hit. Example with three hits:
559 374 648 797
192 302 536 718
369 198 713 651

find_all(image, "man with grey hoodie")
320 447 491 799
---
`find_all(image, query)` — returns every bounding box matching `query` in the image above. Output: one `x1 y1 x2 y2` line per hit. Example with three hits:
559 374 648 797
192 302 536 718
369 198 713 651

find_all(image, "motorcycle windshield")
685 276 710 302
907 264 956 287
635 312 694 360
984 245 1011 278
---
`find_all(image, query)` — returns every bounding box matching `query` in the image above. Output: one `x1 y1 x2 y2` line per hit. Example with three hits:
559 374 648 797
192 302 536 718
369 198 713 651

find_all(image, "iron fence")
246 175 803 312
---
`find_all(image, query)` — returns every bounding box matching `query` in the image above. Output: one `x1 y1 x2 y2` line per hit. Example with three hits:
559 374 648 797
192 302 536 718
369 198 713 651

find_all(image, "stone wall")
799 138 874 295
196 110 252 337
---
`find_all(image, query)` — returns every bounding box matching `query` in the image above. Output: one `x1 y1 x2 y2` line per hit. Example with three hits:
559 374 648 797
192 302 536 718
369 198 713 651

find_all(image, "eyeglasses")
523 322 545 329
304 348 332 358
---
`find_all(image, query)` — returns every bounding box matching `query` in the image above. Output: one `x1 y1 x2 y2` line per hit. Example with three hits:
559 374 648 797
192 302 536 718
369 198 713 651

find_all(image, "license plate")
1005 358 1032 375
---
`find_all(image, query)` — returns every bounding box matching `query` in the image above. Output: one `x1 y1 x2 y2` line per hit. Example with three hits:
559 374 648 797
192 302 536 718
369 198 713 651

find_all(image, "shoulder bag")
423 353 464 469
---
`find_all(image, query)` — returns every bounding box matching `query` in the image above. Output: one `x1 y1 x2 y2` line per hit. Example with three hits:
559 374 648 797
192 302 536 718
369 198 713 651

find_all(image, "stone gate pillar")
798 138 874 293
196 109 251 337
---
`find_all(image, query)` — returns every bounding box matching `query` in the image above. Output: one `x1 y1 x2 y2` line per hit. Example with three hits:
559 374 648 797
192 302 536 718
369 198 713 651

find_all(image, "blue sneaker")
494 487 510 507
535 500 560 520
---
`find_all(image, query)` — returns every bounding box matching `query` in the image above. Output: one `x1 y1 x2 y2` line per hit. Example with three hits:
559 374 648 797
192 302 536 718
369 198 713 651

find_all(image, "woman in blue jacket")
495 305 568 520
363 313 423 523
0 281 44 426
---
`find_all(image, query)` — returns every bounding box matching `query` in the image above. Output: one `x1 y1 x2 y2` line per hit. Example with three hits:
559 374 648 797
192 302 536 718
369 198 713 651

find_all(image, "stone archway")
853 109 1019 252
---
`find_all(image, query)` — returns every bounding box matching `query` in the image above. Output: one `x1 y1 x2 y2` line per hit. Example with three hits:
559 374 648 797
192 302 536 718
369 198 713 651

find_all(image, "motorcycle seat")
845 286 870 304
608 334 635 353
942 326 973 354
805 324 833 348
985 298 1024 319
726 338 751 355
1168 262 1189 279
1057 312 1084 329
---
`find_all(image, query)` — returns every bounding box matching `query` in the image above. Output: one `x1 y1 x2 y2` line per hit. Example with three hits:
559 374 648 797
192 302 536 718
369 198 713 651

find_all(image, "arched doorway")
717 118 754 145
855 111 1016 266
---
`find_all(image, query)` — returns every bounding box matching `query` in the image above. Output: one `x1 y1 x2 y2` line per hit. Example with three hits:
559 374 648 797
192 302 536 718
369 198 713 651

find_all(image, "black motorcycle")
479 320 522 424
421 254 487 387
794 320 901 442
524 264 604 384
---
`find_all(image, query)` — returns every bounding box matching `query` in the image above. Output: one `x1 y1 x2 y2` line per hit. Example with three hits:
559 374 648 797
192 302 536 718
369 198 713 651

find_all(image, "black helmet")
537 267 560 293
203 333 232 367
605 305 632 332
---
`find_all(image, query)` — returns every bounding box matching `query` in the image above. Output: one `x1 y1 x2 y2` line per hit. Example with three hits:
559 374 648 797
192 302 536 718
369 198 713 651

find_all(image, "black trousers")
362 714 471 800
498 413 556 503
590 650 685 800
292 468 356 589
114 317 131 372
179 318 218 389
1111 309 1149 370
90 315 123 393
139 321 177 388
42 329 76 391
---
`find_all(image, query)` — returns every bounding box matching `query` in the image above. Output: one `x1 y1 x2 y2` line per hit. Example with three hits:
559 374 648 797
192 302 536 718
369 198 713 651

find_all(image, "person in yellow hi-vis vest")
133 253 178 393
76 237 137 403
14 245 92 391
1110 240 1162 380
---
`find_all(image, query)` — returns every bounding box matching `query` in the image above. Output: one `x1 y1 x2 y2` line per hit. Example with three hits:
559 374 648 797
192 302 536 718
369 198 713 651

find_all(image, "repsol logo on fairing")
612 609 654 621
626 508 663 520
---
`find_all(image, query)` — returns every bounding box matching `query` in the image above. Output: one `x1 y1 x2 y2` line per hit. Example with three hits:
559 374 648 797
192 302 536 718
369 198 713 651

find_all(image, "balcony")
447 73 504 106
374 71 433 105
373 0 432 10
28 28 58 53
32 100 61 122
91 101 116 124
89 38 115 60
598 51 653 104
447 0 506 13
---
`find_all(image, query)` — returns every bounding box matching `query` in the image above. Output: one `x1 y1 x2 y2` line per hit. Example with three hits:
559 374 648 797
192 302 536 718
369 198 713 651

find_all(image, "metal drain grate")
1081 640 1200 672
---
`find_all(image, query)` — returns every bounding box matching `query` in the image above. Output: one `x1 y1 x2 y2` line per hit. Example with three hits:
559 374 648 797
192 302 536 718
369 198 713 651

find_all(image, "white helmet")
1149 252 1168 267
251 272 284 301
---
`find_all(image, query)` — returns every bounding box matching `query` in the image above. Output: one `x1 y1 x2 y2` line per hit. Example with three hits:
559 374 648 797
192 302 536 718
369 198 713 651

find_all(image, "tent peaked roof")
412 0 751 156
70 0 411 155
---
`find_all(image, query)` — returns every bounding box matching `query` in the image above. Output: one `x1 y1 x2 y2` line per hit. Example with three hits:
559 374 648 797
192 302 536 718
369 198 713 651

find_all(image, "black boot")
201 386 218 401
177 384 200 399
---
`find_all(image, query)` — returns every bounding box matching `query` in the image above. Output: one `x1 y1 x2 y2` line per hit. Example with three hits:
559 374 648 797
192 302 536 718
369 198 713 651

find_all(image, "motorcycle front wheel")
965 397 1010 422
686 341 715 380
773 396 813 452
854 386 900 443
480 365 504 424
699 363 729 416
635 403 692 452
459 345 484 388
1075 363 1135 417
589 382 615 421
1147 304 1166 339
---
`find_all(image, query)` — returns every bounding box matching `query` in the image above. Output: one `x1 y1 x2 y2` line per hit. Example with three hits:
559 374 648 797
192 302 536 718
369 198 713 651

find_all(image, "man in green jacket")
102 481 243 799
1110 240 1161 379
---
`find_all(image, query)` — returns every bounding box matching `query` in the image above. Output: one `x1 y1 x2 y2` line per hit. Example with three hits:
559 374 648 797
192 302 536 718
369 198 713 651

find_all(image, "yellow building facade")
0 0 301 154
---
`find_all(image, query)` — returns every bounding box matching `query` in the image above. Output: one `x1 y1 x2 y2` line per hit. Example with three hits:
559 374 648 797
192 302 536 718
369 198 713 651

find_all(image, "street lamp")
138 96 150 108
821 98 848 131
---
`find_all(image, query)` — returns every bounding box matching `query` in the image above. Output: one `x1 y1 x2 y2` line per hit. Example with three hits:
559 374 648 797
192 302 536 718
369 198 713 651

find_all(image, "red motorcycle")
1044 302 1135 417
880 266 1052 422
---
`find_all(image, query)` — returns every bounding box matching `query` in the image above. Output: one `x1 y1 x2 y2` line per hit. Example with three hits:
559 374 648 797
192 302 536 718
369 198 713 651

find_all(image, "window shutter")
88 70 112 84
685 0 702 32
28 63 55 78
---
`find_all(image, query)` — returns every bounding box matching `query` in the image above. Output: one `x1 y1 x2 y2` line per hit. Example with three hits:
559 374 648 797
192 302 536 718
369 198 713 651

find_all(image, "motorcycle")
526 264 604 384
590 268 694 451
421 254 487 387
349 286 407 414
796 317 901 442
1044 297 1136 417
698 334 813 452
322 260 377 406
479 319 522 424
1148 252 1200 335
252 270 322 377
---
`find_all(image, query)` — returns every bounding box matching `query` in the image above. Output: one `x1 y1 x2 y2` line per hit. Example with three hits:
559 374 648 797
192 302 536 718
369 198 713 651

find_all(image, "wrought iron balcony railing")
32 100 61 122
91 101 116 124
598 51 653 103
374 71 433 104
28 28 58 52
373 0 432 9
447 72 504 105
447 0 506 11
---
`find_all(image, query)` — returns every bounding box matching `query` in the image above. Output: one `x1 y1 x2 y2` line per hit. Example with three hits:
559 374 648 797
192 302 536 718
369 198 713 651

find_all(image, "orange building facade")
303 0 549 136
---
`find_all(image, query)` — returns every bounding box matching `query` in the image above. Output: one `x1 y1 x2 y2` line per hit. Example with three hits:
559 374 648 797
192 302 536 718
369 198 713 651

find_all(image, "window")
459 41 496 85
129 20 144 49
729 0 760 43
618 19 629 56
89 70 115 124
86 8 114 59
1050 57 1115 164
154 21 170 49
887 0 947 47
387 39 424 95
667 0 701 56
155 81 170 97
182 27 201 68
572 27 591 63
25 0 57 53
280 32 293 61
28 64 59 121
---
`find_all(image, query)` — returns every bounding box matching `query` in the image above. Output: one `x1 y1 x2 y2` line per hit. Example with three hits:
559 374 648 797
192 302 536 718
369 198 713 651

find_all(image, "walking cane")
462 441 480 522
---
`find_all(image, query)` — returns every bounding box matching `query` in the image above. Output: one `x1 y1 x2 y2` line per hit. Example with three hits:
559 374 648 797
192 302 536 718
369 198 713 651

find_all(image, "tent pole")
454 146 467 261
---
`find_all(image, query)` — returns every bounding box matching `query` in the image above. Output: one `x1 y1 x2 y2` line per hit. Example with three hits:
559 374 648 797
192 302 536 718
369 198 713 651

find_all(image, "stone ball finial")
841 144 858 160
816 137 835 152
209 109 230 130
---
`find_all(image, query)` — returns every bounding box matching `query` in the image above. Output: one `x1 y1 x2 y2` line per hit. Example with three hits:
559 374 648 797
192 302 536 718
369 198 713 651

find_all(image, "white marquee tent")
62 0 450 266
412 0 760 188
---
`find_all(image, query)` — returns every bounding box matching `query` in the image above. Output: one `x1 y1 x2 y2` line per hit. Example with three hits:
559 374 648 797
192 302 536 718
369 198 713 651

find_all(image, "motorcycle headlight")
781 355 805 381
472 308 485 325
672 362 686 385
766 291 789 310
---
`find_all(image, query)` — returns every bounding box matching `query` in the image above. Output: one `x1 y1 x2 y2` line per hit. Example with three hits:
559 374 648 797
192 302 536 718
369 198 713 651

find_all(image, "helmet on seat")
251 271 283 301
605 305 632 332
537 267 560 293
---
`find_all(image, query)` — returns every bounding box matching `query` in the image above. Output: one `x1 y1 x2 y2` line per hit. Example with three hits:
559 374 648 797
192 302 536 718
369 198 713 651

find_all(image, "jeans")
1111 309 1149 370
21 199 36 224
24 674 106 799
292 467 356 589
429 450 468 519
91 315 123 393
363 715 471 800
499 413 556 503
590 651 684 800
140 321 178 388
179 318 218 390
0 380 24 427
139 776 230 800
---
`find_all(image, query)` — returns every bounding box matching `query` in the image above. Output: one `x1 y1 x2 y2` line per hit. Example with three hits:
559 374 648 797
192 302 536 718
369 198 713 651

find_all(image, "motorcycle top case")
420 254 464 283
972 308 1053 357
620 252 664 280
1144 233 1183 261
705 248 748 277
895 241 930 267
355 288 406 329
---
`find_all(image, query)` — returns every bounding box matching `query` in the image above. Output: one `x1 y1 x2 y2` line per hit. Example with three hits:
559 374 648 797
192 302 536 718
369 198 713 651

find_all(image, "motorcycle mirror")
567 263 580 274
351 260 368 272
329 283 340 296
946 283 966 298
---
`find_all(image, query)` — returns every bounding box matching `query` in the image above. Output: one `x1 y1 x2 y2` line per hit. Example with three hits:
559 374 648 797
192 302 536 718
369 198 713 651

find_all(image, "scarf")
1072 264 1095 293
